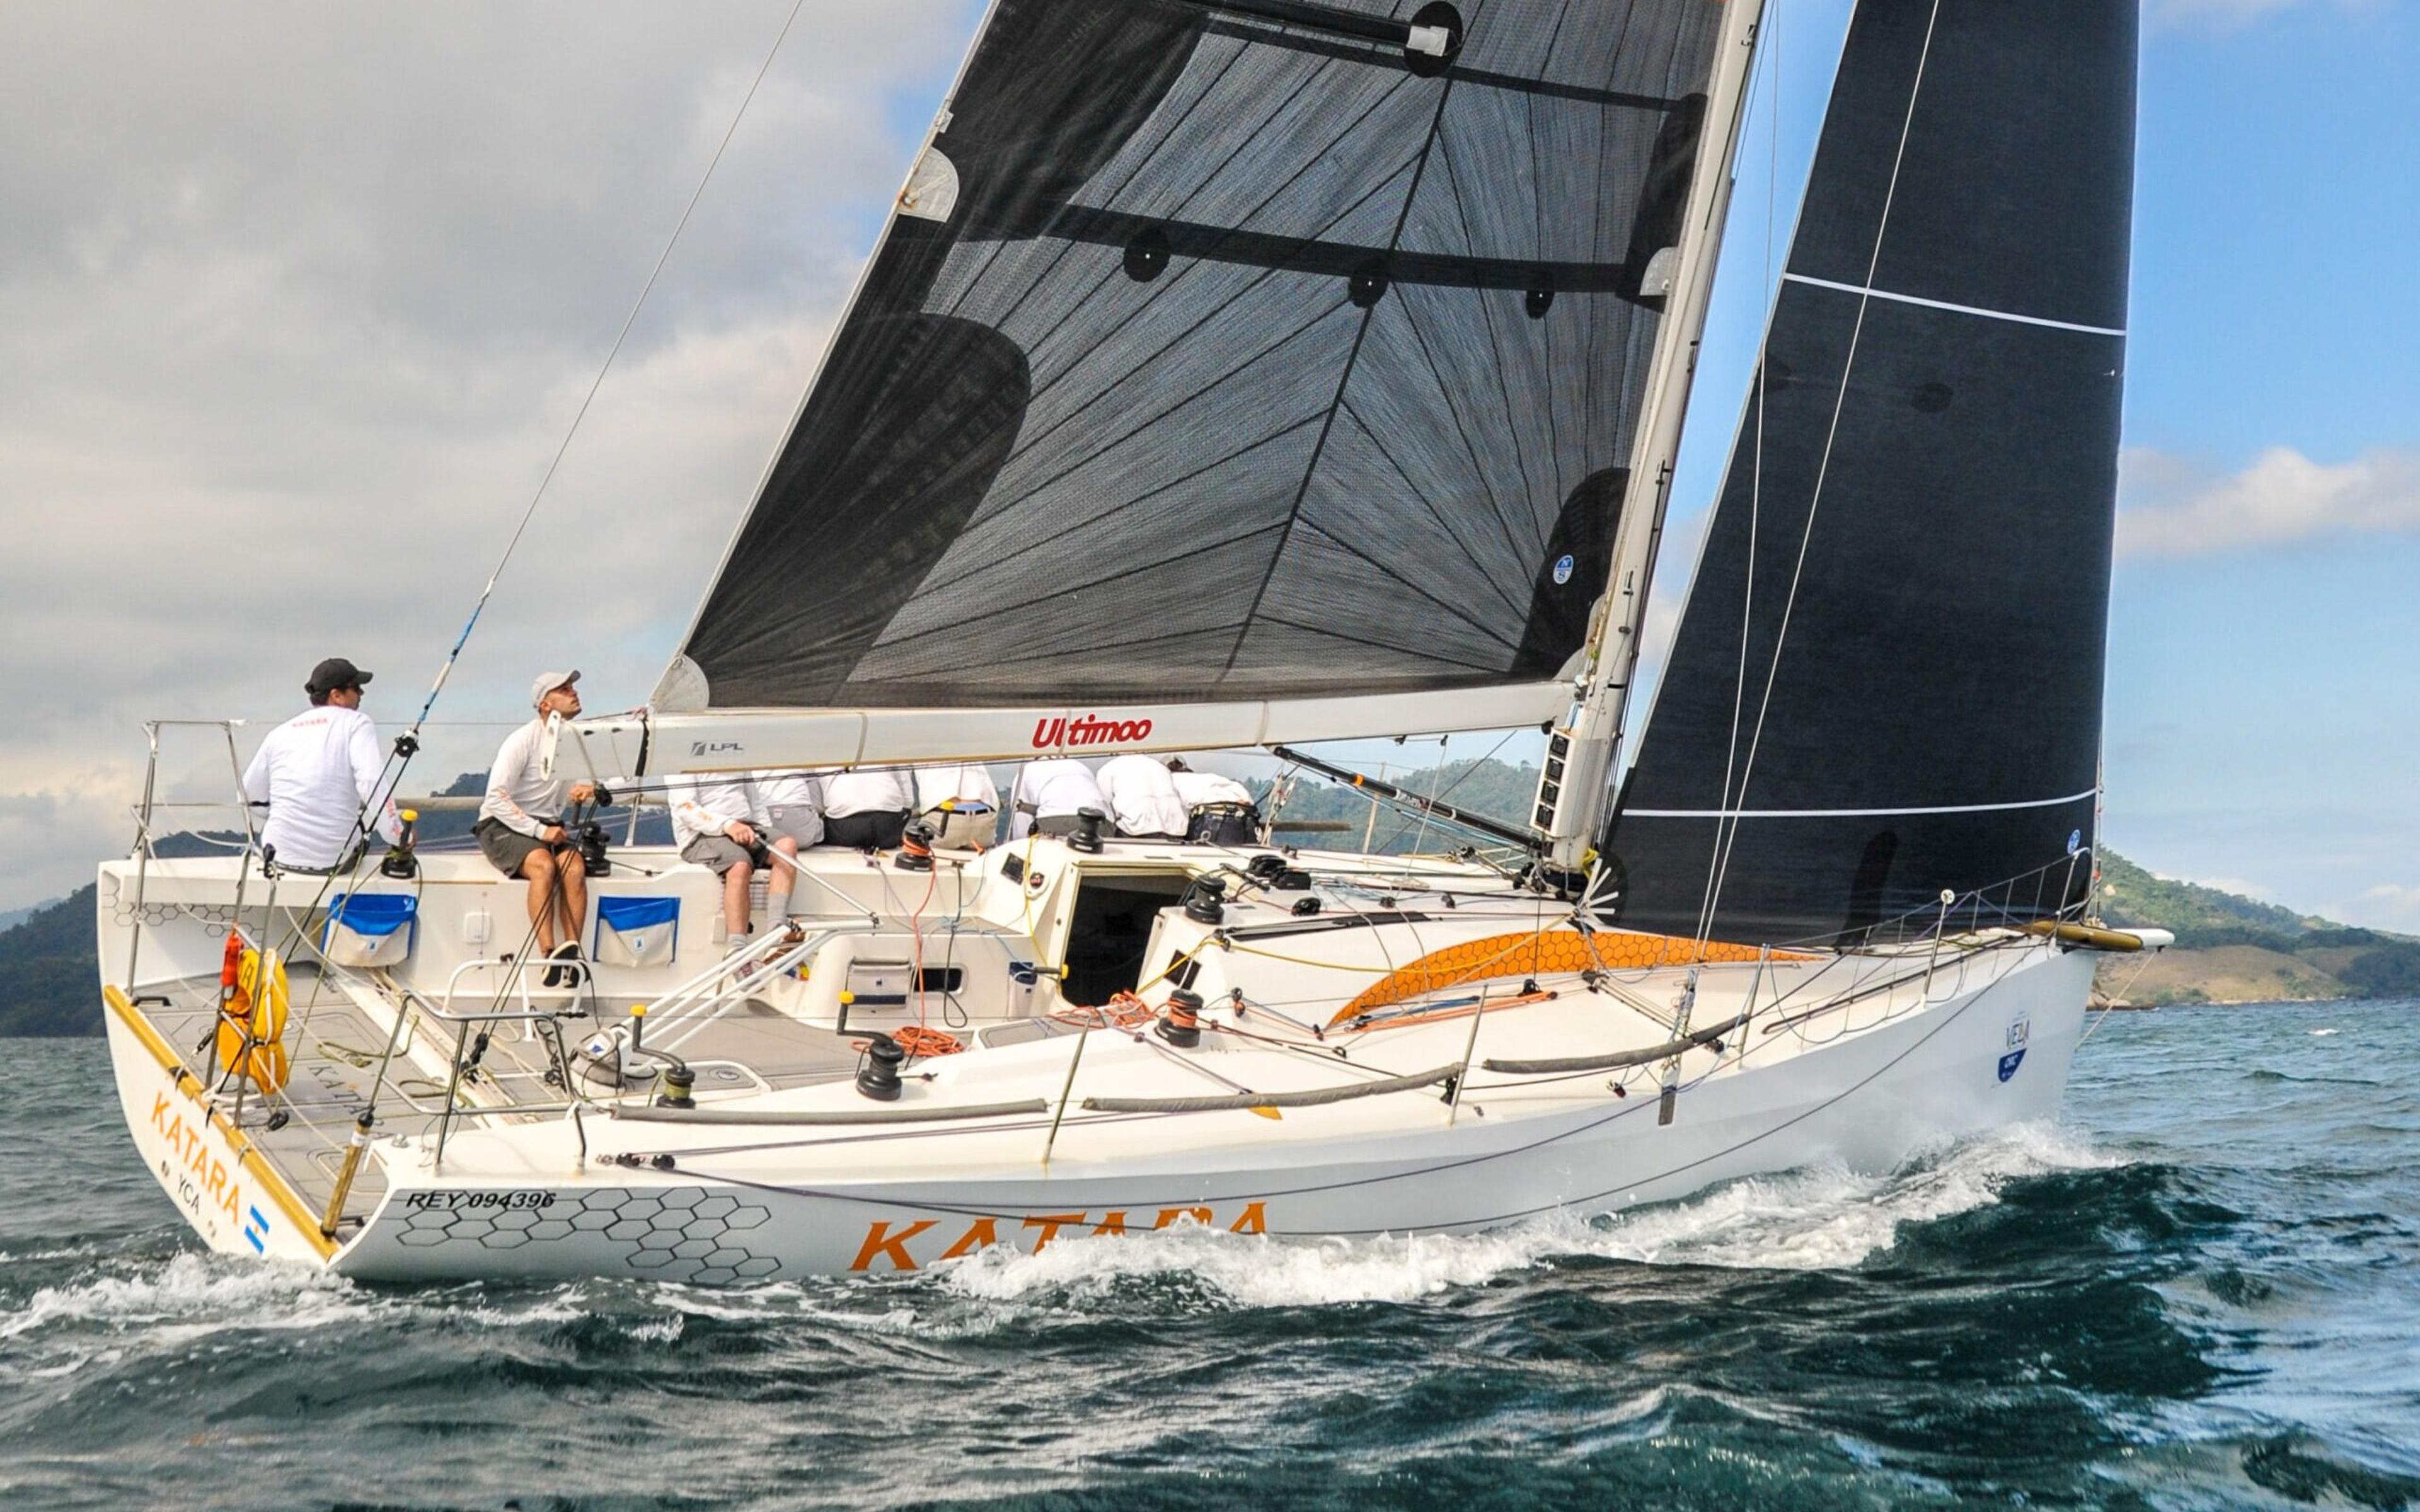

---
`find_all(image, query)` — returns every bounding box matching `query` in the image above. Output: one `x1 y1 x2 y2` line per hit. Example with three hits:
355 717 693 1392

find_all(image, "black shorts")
475 816 563 876
824 810 909 850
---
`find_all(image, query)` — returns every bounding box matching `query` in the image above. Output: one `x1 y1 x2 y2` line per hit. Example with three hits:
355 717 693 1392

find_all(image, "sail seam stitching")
1217 69 1463 680
1630 787 2099 820
1781 273 2124 336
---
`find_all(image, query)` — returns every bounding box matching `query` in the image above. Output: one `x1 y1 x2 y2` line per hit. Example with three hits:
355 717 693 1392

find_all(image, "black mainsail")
671 0 1726 718
1603 0 2136 942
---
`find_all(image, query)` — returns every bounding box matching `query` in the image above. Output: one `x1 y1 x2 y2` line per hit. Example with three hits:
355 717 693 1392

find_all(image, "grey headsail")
1603 0 2136 943
675 0 1725 713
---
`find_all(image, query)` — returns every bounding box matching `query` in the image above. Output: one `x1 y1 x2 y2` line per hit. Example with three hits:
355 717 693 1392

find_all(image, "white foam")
0 1252 363 1345
933 1121 2118 1308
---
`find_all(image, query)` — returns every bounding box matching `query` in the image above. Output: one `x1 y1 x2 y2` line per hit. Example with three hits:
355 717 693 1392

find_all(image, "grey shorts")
681 833 756 875
762 805 823 849
475 816 558 876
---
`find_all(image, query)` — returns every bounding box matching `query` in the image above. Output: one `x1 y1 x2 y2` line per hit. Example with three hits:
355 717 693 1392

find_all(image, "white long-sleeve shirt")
1009 759 1107 837
823 769 915 818
1173 769 1255 810
1096 754 1190 837
915 764 998 813
752 770 824 811
477 719 569 839
667 774 768 849
240 706 401 870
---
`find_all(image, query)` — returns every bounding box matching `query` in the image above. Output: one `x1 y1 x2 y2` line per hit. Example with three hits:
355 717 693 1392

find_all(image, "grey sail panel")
1603 0 2136 944
678 0 1724 710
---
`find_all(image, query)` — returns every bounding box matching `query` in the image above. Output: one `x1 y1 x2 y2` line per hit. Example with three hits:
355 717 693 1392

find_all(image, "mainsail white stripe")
1782 272 2126 337
1625 786 2099 820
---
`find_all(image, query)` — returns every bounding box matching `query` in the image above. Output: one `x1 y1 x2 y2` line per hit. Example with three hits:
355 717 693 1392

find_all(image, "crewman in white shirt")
821 769 915 850
914 764 999 850
669 772 771 943
239 657 402 872
751 770 824 918
1096 753 1189 839
1167 757 1260 844
1010 758 1107 839
473 670 598 983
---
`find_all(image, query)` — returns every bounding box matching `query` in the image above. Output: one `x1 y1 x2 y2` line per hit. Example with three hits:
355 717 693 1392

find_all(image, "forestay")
671 0 1726 726
1603 0 2136 944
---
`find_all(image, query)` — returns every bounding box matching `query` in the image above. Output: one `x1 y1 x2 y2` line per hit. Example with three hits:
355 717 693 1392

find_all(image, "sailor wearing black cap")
239 658 403 872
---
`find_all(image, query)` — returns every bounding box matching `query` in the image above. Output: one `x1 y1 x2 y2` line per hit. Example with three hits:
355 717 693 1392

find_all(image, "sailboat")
97 0 2166 1280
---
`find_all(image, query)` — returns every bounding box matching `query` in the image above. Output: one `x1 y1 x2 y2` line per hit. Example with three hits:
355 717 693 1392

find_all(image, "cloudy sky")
4 0 2414 929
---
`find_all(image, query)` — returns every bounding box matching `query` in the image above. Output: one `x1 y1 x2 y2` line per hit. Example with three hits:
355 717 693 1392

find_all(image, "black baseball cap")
306 657 372 696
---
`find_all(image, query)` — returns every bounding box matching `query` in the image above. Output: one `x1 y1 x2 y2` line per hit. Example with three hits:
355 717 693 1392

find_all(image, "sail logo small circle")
1552 554 1575 585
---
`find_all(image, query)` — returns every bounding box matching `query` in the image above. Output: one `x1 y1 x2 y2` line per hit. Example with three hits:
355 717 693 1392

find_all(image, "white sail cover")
671 0 1727 720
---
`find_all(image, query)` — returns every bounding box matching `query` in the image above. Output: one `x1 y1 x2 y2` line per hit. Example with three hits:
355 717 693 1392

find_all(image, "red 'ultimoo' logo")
1032 714 1153 749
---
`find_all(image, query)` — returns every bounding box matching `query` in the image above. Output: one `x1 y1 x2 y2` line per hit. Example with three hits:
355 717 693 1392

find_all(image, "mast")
1531 0 1769 871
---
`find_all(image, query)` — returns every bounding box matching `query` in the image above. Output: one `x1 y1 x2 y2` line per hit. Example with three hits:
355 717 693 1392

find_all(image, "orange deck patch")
1332 929 1807 1025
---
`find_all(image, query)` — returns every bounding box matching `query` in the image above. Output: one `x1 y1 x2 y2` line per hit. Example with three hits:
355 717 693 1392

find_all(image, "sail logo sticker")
1032 715 1153 750
1998 1012 2031 1082
689 740 745 757
243 1204 270 1254
851 1203 1267 1271
1552 554 1575 585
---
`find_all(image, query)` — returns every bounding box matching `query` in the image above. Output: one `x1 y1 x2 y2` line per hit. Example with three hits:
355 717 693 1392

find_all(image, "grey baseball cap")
530 669 580 709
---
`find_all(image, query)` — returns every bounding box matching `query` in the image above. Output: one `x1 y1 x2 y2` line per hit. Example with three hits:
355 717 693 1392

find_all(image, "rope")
1696 0 1942 944
398 0 807 744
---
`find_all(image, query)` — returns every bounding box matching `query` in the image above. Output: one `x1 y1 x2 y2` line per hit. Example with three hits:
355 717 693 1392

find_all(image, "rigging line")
1699 0 1941 941
403 0 806 741
1219 67 1465 680
1369 726 1519 854
994 60 1410 449
1432 132 1552 544
1283 517 1524 650
1391 275 1536 581
974 273 1362 523
964 34 1259 333
1530 0 1580 508
1691 0 1781 948
917 416 1323 597
988 35 1340 342
1337 399 1528 619
1252 613 1507 673
861 520 1291 656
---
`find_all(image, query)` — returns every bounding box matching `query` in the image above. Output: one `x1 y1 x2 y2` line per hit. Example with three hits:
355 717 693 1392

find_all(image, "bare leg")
723 861 753 940
555 850 588 948
768 837 798 917
519 850 561 954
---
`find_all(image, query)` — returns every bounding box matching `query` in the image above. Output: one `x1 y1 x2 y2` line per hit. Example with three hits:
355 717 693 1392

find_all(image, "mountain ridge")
1 759 2410 1032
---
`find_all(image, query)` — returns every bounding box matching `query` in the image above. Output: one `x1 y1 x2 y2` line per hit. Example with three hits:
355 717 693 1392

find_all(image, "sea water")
1 1001 2413 1509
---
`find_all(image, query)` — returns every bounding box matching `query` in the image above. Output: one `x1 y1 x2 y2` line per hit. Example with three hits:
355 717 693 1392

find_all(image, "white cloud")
2354 883 2420 932
2114 445 2420 558
0 1 977 908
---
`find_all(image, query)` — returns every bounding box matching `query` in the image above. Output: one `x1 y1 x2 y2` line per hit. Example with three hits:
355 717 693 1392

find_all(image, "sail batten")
673 0 1728 718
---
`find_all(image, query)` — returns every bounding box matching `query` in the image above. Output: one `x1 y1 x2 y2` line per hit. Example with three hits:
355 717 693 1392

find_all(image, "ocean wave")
934 1121 2123 1308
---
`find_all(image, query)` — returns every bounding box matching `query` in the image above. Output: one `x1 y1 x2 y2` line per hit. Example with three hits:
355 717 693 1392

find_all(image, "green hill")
5 759 2412 1031
2093 847 2419 1005
2095 849 2330 942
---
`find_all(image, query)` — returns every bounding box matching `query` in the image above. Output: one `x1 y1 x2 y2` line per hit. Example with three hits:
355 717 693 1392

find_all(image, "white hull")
97 839 2098 1282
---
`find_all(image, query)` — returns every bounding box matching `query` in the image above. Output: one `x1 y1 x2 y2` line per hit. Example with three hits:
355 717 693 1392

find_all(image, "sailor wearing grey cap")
473 669 597 983
239 657 403 872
